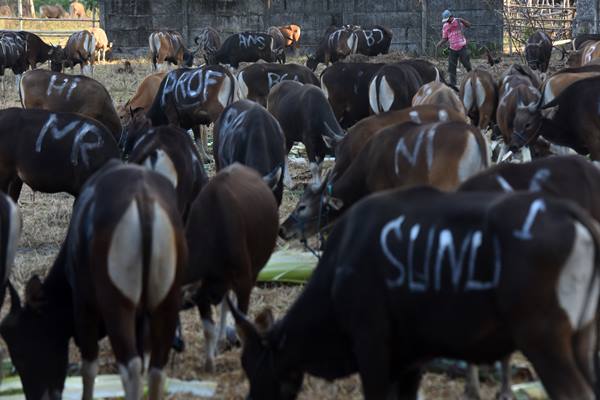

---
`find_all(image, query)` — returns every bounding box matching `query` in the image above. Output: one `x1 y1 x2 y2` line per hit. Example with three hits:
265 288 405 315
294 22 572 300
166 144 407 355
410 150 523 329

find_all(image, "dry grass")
0 52 552 399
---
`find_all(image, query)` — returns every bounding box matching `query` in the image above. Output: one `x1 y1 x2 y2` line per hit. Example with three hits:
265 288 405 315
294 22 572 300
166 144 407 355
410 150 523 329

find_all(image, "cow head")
228 298 304 400
525 42 543 70
0 279 71 400
306 55 318 71
49 45 65 72
120 107 152 156
511 95 543 149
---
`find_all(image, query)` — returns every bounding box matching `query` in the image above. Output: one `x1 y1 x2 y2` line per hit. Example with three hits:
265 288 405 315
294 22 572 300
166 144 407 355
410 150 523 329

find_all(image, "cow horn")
323 121 345 143
7 281 21 315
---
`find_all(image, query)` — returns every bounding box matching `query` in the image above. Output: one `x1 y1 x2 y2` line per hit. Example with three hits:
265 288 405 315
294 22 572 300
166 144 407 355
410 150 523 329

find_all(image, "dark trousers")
448 46 472 86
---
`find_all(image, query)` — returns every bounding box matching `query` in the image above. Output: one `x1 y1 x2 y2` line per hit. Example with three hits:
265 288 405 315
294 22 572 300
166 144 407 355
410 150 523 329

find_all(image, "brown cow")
1 161 186 400
540 64 600 106
20 69 122 142
39 4 68 18
567 40 600 67
86 27 111 62
148 31 194 71
117 72 166 125
279 24 301 48
412 81 466 119
60 30 96 75
460 68 498 130
368 63 423 113
69 1 85 17
184 163 278 372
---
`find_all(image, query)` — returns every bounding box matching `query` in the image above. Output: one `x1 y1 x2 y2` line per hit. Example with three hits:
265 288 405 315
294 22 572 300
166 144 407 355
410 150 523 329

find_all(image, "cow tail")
228 71 237 104
135 188 154 360
471 127 490 169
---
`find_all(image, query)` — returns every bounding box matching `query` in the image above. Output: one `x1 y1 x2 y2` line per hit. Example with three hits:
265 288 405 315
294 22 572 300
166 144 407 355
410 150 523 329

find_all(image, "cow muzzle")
510 131 529 150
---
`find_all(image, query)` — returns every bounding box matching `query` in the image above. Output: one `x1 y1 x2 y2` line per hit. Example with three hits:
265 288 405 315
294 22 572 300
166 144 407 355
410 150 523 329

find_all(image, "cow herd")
0 20 596 400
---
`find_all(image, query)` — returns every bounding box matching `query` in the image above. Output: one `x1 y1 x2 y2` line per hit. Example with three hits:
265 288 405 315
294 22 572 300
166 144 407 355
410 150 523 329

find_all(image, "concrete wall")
575 0 598 34
101 0 503 55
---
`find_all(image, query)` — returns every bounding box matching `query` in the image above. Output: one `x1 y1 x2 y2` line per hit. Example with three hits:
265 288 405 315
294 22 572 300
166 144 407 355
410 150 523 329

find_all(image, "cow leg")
192 126 212 164
497 356 514 400
199 299 218 373
8 178 22 202
394 368 422 400
217 299 229 349
572 322 597 389
463 365 481 400
75 303 100 400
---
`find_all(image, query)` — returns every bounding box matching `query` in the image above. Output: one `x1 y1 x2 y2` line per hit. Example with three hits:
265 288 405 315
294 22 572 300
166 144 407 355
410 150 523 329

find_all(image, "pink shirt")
442 19 467 51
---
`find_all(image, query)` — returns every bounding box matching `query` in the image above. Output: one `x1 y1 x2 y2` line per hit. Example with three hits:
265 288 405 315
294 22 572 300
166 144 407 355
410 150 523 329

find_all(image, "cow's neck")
330 165 367 214
43 244 74 318
539 116 583 151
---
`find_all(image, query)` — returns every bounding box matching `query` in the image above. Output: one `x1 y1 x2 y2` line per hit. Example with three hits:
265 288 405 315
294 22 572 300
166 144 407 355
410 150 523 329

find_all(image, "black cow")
306 28 358 71
237 63 319 106
212 100 286 205
194 27 221 64
369 63 423 113
209 32 276 68
525 30 552 73
355 25 393 56
0 31 28 80
397 59 445 83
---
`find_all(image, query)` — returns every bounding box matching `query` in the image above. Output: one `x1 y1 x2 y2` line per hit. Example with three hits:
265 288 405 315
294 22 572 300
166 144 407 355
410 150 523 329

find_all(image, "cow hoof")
204 359 216 373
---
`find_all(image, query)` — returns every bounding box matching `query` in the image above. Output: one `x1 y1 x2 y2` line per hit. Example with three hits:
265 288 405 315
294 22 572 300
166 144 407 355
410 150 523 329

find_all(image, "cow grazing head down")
121 107 151 155
48 45 64 72
511 96 543 149
1 280 71 400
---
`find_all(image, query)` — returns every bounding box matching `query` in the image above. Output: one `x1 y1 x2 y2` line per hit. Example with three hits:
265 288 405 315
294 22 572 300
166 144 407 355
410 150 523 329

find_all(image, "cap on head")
442 9 452 23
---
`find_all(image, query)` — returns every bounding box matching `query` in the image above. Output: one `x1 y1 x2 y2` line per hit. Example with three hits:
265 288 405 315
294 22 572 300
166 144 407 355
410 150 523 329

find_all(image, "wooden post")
17 0 22 30
92 0 96 28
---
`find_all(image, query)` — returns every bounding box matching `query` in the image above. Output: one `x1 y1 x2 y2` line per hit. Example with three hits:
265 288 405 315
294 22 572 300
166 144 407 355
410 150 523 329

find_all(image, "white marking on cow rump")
347 32 358 54
236 71 249 99
425 125 437 170
557 221 600 330
462 77 473 111
495 175 514 192
83 33 90 55
3 196 20 283
379 76 395 112
218 75 232 108
368 78 379 113
118 357 143 400
409 110 421 124
108 200 143 304
147 202 177 310
144 149 178 188
475 77 486 108
18 73 26 106
457 133 484 182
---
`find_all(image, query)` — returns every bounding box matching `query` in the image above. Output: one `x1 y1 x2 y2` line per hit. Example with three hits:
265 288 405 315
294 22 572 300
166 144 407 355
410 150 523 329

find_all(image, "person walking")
436 9 472 88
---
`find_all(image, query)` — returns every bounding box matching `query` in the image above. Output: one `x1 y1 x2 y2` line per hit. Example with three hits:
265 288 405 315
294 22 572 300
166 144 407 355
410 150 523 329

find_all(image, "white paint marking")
217 74 232 108
475 77 486 108
368 78 378 113
513 199 546 240
147 202 177 310
463 77 473 111
495 175 514 192
3 197 20 284
409 110 421 124
236 71 248 99
438 109 449 122
458 134 484 182
394 132 425 173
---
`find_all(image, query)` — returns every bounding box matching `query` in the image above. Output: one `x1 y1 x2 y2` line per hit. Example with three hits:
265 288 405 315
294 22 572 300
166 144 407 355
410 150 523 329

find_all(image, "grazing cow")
213 100 286 205
540 64 600 106
237 63 319 106
234 186 600 400
39 4 68 18
21 31 64 71
320 62 384 128
267 26 286 64
306 28 358 71
0 108 119 201
184 163 278 372
279 24 301 48
194 27 221 64
60 30 96 75
0 31 28 82
354 25 393 56
412 81 466 119
460 68 498 130
117 72 166 125
86 27 111 62
124 114 208 220
144 65 237 163
279 120 488 240
208 32 276 68
508 75 600 159
267 81 344 186
149 31 195 71
0 5 12 16
1 161 186 400
368 63 423 113
20 69 122 143
69 1 85 17
567 40 600 67
525 30 552 73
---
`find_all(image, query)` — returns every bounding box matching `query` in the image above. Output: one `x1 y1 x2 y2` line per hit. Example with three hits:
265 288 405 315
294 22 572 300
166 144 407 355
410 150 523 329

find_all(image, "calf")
149 31 194 71
525 30 552 73
69 1 85 17
354 25 393 56
117 72 166 126
460 68 498 130
86 27 111 62
60 30 96 75
213 100 286 205
20 69 122 143
208 32 276 68
39 4 68 18
237 63 319 106
1 161 186 400
0 108 119 201
567 40 600 67
368 63 423 113
124 113 208 220
235 186 600 400
279 120 488 240
194 27 221 64
279 24 301 48
184 163 278 372
306 28 358 71
267 26 286 64
320 62 384 128
411 81 466 119
267 81 344 186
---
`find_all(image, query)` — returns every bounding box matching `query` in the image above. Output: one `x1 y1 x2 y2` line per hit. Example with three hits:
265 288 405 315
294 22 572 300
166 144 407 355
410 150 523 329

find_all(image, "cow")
0 31 28 84
306 28 358 71
525 30 552 73
567 40 600 67
39 4 68 18
212 100 286 205
208 32 276 68
460 68 498 130
193 27 221 64
354 25 393 56
237 63 319 106
149 31 195 71
117 72 166 126
0 108 120 201
0 5 12 16
233 186 600 400
412 81 466 119
19 69 123 143
1 161 186 400
398 59 445 83
69 1 85 17
540 64 600 106
502 63 542 88
59 30 96 75
267 26 286 64
279 120 489 241
278 24 301 48
123 113 208 221
143 65 237 164
507 75 600 160
267 81 345 187
86 27 111 62
320 62 384 128
184 163 278 372
368 63 423 114
574 33 600 50
21 31 64 71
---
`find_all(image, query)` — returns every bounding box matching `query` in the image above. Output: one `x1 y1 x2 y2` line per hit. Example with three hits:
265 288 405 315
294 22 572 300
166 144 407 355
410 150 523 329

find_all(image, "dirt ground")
0 50 560 399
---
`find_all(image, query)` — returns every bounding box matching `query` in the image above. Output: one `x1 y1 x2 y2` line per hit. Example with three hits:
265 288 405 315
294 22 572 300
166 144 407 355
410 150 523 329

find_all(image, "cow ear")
25 275 45 311
255 308 274 334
